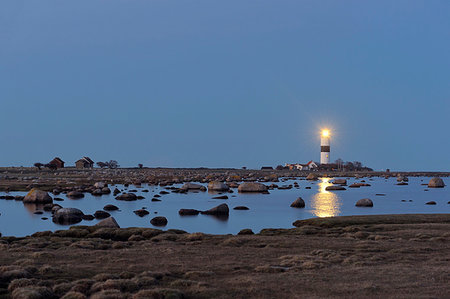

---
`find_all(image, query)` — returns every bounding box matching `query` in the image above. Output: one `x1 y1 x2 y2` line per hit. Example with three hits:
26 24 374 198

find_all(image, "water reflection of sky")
0 177 449 236
311 178 341 218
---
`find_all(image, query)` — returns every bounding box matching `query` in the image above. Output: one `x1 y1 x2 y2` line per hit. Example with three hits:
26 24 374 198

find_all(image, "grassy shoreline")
1 214 449 298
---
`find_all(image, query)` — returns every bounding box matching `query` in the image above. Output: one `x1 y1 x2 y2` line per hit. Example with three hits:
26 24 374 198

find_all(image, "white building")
285 161 318 171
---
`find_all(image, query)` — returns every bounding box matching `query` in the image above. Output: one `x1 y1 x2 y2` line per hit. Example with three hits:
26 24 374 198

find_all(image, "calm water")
0 177 448 237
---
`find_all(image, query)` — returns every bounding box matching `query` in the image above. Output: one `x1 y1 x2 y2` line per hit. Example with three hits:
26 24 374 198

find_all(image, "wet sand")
1 214 449 298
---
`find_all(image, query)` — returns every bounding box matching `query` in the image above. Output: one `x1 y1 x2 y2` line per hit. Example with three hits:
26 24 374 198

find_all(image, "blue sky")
1 1 449 171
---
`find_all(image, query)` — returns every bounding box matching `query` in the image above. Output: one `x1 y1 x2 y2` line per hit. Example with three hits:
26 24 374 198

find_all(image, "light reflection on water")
311 178 341 218
0 176 448 236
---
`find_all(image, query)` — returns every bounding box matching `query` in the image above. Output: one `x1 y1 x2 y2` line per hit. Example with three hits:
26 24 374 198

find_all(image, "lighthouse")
320 129 330 164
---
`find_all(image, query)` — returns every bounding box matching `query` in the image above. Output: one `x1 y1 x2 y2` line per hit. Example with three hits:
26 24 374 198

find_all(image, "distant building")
49 157 65 169
261 166 274 170
320 130 331 164
75 157 94 169
285 161 318 171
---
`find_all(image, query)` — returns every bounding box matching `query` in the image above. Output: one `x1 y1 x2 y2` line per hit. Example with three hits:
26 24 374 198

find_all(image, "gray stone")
355 198 373 207
67 191 84 199
116 193 137 201
103 204 119 211
332 179 347 185
238 229 254 235
208 181 229 191
290 197 305 208
94 182 106 188
201 204 229 216
134 209 150 217
428 177 445 188
95 217 120 228
178 209 200 216
150 216 168 226
52 208 84 225
238 182 268 193
325 185 346 191
233 206 249 210
180 183 207 191
94 210 111 219
306 173 318 180
23 189 53 204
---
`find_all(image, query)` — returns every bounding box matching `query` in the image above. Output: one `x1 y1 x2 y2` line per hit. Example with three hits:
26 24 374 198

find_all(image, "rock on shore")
306 173 318 180
95 217 120 228
238 182 268 193
180 183 206 192
208 181 229 191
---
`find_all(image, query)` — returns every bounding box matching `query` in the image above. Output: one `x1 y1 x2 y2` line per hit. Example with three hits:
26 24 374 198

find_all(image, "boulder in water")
180 183 206 191
428 177 445 188
332 179 347 185
116 193 137 201
23 189 52 204
52 208 84 225
178 209 200 216
208 181 229 191
238 182 268 193
290 197 305 208
94 210 111 219
325 185 346 191
134 209 150 217
201 204 229 216
150 216 168 226
233 206 249 210
355 198 373 207
103 204 119 211
67 191 84 199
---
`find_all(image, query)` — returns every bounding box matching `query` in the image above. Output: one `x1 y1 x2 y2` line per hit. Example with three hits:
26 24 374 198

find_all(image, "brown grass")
0 214 449 298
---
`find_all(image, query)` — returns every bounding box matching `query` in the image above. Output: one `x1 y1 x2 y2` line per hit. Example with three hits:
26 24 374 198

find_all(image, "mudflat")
1 214 449 298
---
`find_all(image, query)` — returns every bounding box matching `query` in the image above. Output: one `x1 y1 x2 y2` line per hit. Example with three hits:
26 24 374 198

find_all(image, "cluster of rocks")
2 174 447 237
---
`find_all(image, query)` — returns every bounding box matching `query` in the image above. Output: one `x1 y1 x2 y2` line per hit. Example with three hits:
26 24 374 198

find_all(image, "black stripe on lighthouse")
321 146 330 152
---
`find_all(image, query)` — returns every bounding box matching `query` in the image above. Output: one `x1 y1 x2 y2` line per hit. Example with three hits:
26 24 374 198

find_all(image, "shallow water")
0 177 448 237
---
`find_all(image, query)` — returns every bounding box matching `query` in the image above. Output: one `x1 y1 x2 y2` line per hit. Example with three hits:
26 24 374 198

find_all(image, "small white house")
285 161 318 171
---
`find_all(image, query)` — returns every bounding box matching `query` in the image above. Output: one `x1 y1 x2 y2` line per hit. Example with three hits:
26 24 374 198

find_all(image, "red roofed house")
75 157 94 169
49 157 65 169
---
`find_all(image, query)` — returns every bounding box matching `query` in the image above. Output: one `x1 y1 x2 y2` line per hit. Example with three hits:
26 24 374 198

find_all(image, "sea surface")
0 176 448 237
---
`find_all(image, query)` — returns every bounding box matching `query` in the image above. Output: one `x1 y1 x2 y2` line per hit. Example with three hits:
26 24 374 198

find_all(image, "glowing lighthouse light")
320 129 331 164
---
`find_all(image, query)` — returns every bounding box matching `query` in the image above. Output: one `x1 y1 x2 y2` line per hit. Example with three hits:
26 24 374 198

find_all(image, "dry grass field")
1 214 449 298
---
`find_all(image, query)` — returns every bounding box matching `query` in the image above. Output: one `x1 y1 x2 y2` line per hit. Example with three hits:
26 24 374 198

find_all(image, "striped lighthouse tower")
320 130 330 164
